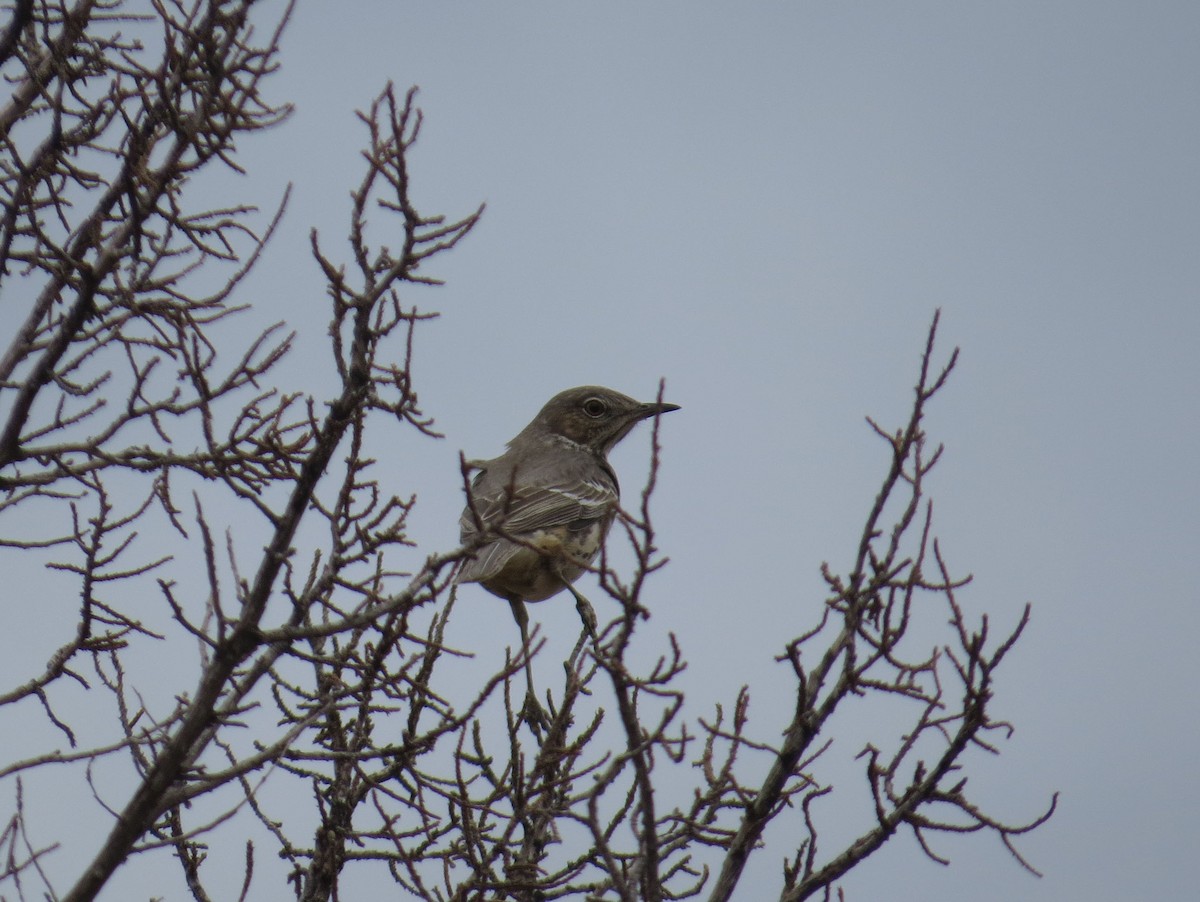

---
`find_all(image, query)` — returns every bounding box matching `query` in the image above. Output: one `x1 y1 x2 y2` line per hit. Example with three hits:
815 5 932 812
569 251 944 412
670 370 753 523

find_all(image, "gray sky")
10 2 1198 899
239 2 1198 898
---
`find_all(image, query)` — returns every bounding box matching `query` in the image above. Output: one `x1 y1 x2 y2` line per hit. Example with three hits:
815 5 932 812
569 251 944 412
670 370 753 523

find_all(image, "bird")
457 385 679 729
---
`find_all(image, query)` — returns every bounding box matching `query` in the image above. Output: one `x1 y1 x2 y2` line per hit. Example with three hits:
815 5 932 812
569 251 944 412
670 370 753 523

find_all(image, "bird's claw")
575 596 598 641
520 690 550 736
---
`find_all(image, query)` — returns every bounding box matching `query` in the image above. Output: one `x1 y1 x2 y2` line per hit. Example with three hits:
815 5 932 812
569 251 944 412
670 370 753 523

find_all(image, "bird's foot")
564 583 598 641
520 689 550 737
575 596 598 642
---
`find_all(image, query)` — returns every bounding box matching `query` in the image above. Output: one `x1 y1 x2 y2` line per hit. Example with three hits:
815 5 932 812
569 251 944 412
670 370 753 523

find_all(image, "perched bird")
457 385 679 727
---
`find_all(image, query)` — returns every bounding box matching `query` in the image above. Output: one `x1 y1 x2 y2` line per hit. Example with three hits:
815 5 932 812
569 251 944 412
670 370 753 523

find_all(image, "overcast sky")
241 3 1197 899
10 2 1199 899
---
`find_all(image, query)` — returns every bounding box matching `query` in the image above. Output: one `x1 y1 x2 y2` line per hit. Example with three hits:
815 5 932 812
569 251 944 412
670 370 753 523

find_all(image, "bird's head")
520 386 680 456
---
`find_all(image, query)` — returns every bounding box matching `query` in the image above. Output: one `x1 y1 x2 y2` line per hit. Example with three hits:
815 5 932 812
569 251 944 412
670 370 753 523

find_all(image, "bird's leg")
507 595 548 735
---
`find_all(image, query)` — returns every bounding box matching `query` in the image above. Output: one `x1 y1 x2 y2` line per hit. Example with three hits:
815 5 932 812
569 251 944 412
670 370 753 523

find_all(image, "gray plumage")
458 386 679 604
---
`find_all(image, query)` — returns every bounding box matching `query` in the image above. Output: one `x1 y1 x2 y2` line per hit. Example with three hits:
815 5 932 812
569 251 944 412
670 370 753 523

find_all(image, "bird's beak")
638 401 681 419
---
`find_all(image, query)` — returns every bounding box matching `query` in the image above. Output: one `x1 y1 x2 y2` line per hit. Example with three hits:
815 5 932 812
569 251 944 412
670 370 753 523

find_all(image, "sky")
245 4 1196 898
8 2 1200 899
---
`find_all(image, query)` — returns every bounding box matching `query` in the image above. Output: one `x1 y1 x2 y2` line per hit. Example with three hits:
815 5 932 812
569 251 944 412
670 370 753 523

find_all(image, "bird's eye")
583 398 608 418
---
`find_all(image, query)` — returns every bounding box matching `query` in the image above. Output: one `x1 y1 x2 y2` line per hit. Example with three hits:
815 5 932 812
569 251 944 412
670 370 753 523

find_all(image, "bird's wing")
455 535 522 586
457 454 618 586
459 465 616 542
